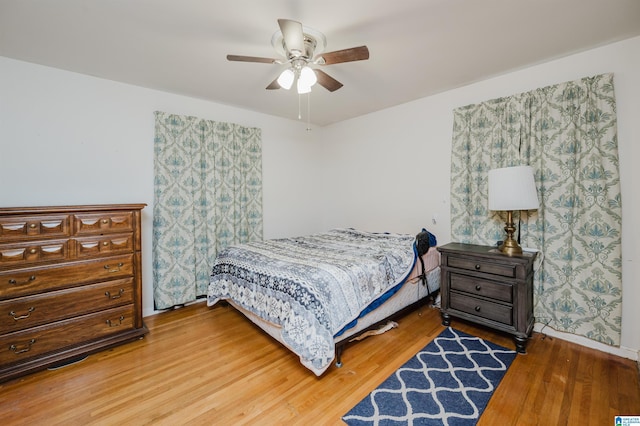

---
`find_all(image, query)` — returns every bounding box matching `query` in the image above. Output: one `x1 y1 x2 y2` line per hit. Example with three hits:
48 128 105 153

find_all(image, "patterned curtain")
153 111 263 309
450 74 622 346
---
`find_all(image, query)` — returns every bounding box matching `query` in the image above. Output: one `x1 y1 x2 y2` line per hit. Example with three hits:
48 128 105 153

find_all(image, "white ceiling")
1 0 640 126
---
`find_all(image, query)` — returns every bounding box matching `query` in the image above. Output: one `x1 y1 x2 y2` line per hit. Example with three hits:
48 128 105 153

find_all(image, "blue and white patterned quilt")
207 228 417 375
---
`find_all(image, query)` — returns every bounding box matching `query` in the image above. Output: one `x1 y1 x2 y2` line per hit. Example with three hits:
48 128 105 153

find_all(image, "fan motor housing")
271 26 327 61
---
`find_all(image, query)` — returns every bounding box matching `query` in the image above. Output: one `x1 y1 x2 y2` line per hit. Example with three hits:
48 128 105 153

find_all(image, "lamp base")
498 238 523 255
499 210 523 256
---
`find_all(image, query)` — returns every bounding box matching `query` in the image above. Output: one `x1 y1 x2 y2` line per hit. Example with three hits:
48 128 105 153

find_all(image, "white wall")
0 56 325 317
319 36 640 358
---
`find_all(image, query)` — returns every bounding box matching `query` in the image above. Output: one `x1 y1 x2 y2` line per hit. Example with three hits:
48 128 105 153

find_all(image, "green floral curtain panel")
450 74 622 346
153 111 263 309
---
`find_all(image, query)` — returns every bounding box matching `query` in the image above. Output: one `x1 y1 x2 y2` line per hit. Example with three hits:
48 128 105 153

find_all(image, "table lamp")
488 165 539 255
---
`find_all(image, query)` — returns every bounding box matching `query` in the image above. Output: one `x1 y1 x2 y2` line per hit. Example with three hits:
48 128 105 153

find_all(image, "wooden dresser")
438 242 537 353
0 204 148 382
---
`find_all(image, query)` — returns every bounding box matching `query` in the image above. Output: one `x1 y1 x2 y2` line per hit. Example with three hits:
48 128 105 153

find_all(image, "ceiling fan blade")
227 54 278 64
314 69 343 92
278 19 305 57
318 46 369 65
266 78 280 90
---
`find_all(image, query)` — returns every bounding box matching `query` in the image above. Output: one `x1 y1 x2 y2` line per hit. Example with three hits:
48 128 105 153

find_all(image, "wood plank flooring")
1 301 638 425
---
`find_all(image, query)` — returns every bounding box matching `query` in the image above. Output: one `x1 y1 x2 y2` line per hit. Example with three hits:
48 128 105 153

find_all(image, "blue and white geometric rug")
342 327 517 426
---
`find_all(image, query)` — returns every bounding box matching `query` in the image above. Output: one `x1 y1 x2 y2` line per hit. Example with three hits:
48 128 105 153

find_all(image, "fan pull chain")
306 92 312 131
298 94 302 120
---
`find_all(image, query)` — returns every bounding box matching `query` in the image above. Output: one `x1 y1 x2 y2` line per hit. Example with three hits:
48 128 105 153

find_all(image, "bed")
207 228 440 376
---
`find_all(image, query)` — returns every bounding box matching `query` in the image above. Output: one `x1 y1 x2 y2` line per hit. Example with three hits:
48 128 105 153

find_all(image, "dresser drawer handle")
474 264 481 270
105 289 125 299
104 262 124 273
106 315 125 327
474 306 481 312
9 307 35 321
10 338 36 354
475 285 482 291
8 275 36 285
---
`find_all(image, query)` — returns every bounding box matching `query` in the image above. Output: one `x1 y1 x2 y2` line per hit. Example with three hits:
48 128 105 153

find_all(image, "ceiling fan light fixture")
277 68 294 90
299 66 317 87
297 79 312 94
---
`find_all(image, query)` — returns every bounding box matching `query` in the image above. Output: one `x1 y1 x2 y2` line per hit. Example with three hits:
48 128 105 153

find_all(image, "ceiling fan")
227 19 369 94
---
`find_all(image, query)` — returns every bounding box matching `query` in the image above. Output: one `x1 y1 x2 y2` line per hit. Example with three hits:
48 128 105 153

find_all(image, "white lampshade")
488 166 539 211
277 68 294 90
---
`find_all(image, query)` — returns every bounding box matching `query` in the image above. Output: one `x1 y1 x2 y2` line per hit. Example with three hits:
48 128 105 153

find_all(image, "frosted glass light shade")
297 78 312 94
277 68 294 90
488 166 539 211
299 66 317 87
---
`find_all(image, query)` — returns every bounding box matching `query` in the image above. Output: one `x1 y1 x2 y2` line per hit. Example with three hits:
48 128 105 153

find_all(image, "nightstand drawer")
447 256 516 278
450 292 513 325
450 273 512 303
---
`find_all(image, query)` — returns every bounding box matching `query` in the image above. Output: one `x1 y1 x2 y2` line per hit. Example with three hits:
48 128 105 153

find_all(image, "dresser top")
0 204 146 215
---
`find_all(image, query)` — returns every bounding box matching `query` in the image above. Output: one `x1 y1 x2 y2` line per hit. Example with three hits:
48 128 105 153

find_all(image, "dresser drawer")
0 305 135 365
0 254 134 300
450 292 513 325
450 273 513 303
0 215 70 241
75 233 134 258
0 278 135 333
0 239 71 267
74 212 134 235
447 256 516 278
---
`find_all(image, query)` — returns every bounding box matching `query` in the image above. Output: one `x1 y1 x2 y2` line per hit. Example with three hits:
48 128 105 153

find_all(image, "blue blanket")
207 228 417 375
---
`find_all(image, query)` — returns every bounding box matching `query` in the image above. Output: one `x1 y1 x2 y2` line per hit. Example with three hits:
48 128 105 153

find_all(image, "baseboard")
533 323 638 361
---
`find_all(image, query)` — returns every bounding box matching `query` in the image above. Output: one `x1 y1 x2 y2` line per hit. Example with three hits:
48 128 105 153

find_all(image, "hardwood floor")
1 301 638 425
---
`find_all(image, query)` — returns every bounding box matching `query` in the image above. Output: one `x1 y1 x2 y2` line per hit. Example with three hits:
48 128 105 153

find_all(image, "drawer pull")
475 285 482 291
106 315 125 327
475 306 481 312
8 275 37 285
475 264 481 270
29 223 37 229
105 289 125 299
104 262 124 273
9 307 35 321
10 338 36 354
102 219 109 224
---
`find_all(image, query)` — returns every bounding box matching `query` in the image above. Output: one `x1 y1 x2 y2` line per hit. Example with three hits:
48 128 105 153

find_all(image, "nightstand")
438 242 537 353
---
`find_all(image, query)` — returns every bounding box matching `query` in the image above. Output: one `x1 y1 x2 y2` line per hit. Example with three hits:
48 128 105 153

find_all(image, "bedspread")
207 228 417 375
